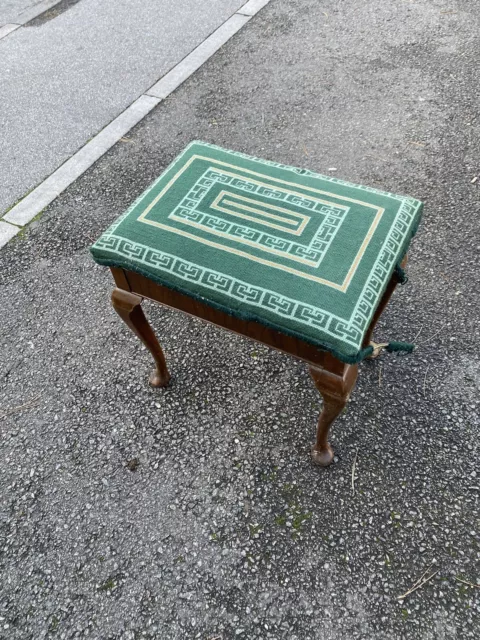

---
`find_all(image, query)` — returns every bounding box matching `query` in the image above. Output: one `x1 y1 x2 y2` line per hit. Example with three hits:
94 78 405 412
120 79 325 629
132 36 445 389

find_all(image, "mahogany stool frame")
109 257 406 467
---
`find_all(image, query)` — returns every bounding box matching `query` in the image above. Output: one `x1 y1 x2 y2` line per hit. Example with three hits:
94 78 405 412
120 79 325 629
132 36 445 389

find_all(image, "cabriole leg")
309 363 358 466
111 288 171 388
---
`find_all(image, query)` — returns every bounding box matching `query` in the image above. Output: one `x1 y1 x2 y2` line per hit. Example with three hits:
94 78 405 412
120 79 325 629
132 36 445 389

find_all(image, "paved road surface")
0 0 245 214
0 0 58 25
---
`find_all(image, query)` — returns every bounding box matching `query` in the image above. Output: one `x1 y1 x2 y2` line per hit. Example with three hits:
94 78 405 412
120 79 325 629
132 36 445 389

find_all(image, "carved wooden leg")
309 361 358 466
111 288 171 388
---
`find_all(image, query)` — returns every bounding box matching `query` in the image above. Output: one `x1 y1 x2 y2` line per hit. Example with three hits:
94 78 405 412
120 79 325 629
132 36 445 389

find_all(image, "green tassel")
386 341 415 354
358 345 374 361
394 263 408 285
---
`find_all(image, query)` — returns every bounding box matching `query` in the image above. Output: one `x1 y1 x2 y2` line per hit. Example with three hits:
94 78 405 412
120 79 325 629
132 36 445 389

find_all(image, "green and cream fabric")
90 141 423 362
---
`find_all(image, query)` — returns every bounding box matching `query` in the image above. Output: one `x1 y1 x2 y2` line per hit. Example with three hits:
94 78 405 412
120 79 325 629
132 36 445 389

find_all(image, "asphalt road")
0 0 58 25
0 0 245 215
1 0 479 638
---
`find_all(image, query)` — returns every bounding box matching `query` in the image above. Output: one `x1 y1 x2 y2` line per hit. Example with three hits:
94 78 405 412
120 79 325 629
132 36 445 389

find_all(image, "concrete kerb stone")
4 95 161 227
45 95 161 191
237 0 272 17
0 0 62 38
0 1 273 239
0 24 20 40
0 221 20 248
15 0 62 25
146 13 251 100
3 184 60 228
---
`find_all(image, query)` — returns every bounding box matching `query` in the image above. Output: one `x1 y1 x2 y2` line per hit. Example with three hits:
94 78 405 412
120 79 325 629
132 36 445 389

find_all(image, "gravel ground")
1 0 479 638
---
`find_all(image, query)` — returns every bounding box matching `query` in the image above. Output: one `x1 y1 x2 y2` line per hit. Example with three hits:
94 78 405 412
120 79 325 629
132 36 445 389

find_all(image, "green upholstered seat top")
91 141 423 362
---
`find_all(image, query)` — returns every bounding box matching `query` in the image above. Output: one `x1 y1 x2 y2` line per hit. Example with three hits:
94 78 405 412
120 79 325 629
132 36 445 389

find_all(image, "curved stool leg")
309 363 358 466
111 288 171 388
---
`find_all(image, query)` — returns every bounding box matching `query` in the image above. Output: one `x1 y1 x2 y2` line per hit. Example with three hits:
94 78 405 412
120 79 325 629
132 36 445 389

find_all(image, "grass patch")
98 577 116 592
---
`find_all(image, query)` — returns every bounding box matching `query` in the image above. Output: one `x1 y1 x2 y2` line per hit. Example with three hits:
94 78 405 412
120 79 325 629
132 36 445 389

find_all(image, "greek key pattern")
348 199 419 340
92 141 422 352
94 234 364 347
168 169 346 267
94 203 420 349
193 141 409 200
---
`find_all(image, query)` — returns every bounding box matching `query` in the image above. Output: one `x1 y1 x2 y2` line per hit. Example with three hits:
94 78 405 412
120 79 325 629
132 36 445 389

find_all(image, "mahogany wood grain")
108 260 404 466
122 269 340 371
111 287 170 388
309 363 358 466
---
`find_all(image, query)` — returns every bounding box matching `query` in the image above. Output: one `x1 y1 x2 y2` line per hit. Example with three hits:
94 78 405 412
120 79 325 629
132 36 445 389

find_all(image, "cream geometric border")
92 141 422 354
211 190 310 236
137 156 384 292
167 169 347 270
